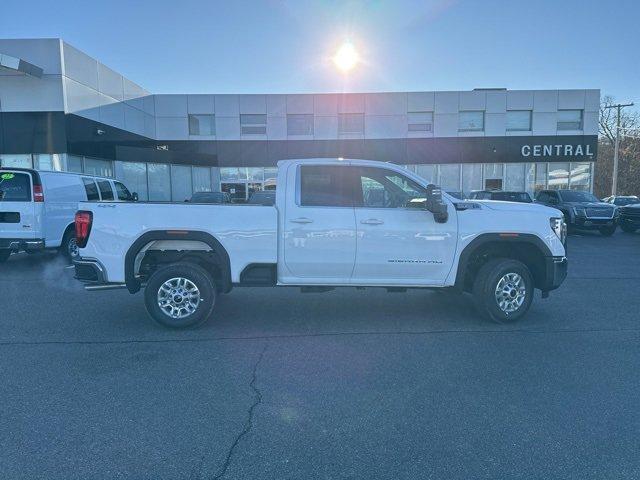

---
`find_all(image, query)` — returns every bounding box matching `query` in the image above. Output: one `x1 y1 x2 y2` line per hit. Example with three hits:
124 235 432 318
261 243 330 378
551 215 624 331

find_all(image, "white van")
0 168 136 262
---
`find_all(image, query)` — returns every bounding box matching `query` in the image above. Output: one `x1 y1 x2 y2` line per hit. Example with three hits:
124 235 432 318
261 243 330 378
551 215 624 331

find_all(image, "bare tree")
599 95 639 144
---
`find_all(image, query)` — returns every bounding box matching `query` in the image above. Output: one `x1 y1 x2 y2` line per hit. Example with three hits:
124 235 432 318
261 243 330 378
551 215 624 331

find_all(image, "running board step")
300 286 335 293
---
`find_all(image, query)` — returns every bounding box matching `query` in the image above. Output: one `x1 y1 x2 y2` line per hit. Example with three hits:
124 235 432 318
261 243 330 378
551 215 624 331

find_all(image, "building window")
287 114 314 135
188 114 215 136
338 113 364 134
506 111 532 131
84 158 113 177
547 162 570 189
569 162 591 191
504 163 526 191
0 154 33 169
408 112 433 132
483 163 503 190
240 114 267 135
557 110 583 130
438 164 461 191
462 164 482 194
458 111 484 132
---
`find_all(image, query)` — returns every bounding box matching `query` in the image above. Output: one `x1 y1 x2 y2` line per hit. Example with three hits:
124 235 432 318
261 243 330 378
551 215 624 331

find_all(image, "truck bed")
77 202 278 283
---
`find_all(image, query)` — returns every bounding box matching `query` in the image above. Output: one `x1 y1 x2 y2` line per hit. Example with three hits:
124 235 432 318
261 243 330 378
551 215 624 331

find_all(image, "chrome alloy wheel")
68 237 80 258
157 277 201 319
494 273 526 314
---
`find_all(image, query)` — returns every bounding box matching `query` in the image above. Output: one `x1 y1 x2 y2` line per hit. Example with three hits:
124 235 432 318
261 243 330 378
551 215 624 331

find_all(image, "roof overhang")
0 52 43 78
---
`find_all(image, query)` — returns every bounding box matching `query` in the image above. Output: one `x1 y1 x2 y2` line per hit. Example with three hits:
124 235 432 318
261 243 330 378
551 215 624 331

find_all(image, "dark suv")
618 203 640 233
535 189 617 236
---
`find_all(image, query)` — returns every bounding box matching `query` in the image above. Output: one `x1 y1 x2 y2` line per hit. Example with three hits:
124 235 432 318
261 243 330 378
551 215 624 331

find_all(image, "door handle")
361 218 384 225
290 217 313 224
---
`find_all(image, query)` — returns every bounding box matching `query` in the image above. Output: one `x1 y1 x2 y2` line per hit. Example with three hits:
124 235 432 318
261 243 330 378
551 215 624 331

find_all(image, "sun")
332 42 359 72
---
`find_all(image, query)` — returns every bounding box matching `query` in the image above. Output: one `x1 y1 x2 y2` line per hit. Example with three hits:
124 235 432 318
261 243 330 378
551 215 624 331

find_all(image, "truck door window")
299 165 353 207
114 182 133 201
354 167 426 208
0 172 31 202
82 178 100 201
97 180 114 200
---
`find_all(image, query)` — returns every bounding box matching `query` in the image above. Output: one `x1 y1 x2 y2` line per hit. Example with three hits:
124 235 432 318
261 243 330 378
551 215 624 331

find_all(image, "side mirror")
132 192 139 202
426 185 449 223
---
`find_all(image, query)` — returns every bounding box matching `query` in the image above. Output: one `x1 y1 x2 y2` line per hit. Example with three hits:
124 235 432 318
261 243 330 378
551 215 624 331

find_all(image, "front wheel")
0 249 11 263
144 263 216 329
599 225 616 236
472 258 534 323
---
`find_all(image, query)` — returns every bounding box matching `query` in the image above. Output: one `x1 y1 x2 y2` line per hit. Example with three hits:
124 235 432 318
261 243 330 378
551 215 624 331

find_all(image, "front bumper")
541 256 568 292
620 216 640 228
572 217 616 230
0 238 45 252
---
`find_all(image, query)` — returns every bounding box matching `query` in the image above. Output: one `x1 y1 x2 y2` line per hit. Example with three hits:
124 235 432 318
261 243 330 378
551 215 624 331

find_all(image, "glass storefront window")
462 164 482 194
33 154 64 171
547 162 569 190
483 163 503 190
264 167 277 190
504 164 525 191
147 163 171 201
116 161 148 200
525 163 536 194
171 165 193 201
0 154 33 168
439 164 460 191
220 167 247 182
247 168 264 182
193 167 212 192
84 158 113 177
535 163 547 192
66 154 84 173
569 162 591 191
415 165 436 184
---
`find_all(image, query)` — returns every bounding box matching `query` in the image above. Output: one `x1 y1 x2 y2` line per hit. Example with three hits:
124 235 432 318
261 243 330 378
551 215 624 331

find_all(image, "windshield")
0 172 31 202
559 191 599 203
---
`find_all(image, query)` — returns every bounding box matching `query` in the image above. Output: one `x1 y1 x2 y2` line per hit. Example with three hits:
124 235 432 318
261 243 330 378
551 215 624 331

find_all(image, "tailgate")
0 170 38 240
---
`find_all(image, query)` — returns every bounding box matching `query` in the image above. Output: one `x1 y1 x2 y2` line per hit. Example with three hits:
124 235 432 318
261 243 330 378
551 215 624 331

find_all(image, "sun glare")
332 42 359 72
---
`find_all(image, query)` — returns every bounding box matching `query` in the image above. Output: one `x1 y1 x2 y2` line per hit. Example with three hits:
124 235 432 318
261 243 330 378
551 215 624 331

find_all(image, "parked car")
247 191 276 206
602 195 640 207
618 203 640 233
468 190 533 203
187 191 231 204
535 189 617 236
74 158 567 328
0 168 135 262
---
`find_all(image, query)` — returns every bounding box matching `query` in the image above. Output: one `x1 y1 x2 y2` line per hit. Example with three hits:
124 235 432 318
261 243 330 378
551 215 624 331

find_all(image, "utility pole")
604 102 634 195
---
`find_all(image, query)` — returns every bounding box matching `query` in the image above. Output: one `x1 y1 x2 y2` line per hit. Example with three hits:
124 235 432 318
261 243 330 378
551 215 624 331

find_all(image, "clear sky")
1 0 638 109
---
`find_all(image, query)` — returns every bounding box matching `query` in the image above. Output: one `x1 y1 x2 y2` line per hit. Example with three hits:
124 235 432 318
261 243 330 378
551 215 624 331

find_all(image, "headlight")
550 217 567 244
572 206 586 216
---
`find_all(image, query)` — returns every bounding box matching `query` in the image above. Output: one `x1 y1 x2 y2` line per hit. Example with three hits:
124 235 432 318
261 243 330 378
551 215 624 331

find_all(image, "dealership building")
0 38 599 201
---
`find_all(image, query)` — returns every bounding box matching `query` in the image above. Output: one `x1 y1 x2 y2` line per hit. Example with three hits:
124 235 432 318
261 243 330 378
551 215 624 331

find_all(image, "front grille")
585 207 614 219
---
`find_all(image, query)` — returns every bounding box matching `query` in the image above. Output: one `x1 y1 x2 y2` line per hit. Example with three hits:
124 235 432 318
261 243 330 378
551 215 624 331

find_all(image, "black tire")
472 258 534 324
60 228 79 260
0 249 11 263
620 224 637 234
144 262 216 329
599 225 616 236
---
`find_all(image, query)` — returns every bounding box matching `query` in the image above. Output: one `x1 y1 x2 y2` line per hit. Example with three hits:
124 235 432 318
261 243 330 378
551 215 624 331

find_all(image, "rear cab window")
299 165 353 207
97 180 114 200
0 171 32 202
82 178 100 201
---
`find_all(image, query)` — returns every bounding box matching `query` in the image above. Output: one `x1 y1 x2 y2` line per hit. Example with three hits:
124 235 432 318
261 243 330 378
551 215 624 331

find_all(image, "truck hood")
470 200 561 216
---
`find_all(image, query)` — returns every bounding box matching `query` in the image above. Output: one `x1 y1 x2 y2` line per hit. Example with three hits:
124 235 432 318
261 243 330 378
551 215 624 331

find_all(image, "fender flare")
124 230 231 294
454 233 552 290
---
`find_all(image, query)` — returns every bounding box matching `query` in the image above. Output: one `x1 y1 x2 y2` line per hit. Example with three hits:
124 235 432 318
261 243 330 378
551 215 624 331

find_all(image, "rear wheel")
621 224 637 233
61 229 80 260
599 225 616 236
472 258 534 323
144 262 216 329
0 249 11 263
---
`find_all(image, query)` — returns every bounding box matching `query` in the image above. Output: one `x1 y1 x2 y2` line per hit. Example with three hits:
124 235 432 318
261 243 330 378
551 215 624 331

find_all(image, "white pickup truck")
73 158 567 328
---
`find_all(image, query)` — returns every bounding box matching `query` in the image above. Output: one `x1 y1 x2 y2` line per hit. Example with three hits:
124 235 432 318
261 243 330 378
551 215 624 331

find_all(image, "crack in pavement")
197 341 268 480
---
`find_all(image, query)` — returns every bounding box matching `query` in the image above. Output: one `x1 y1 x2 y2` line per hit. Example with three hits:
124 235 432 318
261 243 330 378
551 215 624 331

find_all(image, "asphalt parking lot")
1 231 639 480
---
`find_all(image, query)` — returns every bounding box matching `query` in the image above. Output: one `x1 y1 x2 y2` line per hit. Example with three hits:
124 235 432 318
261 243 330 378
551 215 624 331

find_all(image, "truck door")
350 166 457 286
0 170 39 242
281 164 357 283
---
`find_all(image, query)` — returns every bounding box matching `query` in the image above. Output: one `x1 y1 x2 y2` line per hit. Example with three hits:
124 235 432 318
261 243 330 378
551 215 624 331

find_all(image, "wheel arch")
124 230 232 294
455 233 552 292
